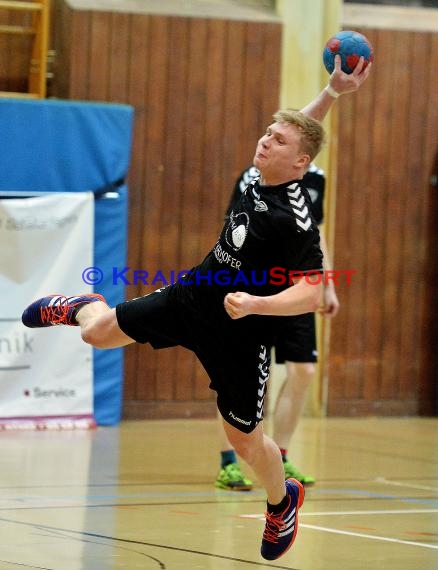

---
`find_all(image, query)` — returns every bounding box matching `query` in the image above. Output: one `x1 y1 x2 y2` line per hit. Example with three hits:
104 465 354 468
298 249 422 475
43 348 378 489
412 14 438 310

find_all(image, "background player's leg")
273 361 315 484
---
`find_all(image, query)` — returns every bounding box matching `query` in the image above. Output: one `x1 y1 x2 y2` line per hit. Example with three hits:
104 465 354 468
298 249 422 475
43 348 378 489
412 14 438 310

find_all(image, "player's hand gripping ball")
323 30 374 74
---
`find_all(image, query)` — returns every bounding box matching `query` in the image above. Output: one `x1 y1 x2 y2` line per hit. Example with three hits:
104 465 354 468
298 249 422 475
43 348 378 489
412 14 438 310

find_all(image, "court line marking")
0 517 300 570
308 488 438 507
2 495 438 512
241 508 438 518
0 560 53 570
300 523 438 550
304 508 438 516
376 477 438 493
38 526 166 570
240 512 438 550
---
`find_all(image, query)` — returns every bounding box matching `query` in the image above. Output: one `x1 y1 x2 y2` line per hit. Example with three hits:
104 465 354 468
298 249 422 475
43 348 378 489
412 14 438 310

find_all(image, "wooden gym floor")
0 416 437 569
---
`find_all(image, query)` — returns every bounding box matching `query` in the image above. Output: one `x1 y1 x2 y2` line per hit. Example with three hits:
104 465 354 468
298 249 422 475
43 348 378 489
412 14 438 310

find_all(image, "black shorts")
115 285 272 433
273 313 317 364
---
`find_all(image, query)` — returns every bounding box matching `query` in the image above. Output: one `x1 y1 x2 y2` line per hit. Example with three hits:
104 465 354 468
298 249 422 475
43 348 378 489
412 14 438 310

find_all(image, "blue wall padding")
0 98 134 425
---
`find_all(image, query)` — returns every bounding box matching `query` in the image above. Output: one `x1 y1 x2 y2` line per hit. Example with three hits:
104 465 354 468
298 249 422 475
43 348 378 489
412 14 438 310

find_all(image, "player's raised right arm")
300 55 371 122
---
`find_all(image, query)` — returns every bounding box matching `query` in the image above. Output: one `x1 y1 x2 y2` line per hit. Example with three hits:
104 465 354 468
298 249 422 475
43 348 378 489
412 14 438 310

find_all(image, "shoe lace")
39 299 70 325
263 510 286 544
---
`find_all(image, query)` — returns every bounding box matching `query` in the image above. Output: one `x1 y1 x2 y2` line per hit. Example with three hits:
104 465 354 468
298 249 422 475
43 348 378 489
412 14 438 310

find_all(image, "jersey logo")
225 211 249 251
254 200 268 212
287 183 312 231
231 224 246 248
248 182 268 212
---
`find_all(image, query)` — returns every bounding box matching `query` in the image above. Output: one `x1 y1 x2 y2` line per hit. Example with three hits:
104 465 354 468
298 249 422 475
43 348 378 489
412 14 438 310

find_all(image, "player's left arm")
300 55 371 122
318 231 339 317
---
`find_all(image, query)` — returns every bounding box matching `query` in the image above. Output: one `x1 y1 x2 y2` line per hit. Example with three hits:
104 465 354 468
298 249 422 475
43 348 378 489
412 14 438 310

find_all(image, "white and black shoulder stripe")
286 182 312 231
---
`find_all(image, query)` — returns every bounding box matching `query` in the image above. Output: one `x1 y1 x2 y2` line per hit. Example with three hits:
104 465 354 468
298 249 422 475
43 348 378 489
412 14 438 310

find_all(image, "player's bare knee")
229 436 256 464
80 325 96 347
302 362 316 377
294 362 316 382
80 323 107 348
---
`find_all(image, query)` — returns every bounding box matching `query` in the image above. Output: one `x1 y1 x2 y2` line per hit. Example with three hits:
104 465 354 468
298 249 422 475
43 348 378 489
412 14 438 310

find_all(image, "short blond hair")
272 109 326 161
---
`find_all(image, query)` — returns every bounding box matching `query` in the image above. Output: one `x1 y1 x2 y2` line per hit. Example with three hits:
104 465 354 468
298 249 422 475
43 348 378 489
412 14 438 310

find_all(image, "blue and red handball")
323 30 374 74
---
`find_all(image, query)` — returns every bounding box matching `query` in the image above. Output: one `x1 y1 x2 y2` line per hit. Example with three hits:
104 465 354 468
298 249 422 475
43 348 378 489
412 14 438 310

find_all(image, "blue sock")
221 449 237 467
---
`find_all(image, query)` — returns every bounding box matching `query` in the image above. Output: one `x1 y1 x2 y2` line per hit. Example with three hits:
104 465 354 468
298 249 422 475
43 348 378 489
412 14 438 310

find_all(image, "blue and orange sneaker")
260 478 305 561
22 294 106 328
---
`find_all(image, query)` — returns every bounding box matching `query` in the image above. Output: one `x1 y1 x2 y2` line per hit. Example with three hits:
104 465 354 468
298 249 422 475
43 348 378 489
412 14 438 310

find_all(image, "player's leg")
77 302 135 348
21 286 185 350
223 420 284 500
214 409 253 491
223 419 304 560
273 314 317 485
210 337 304 561
274 361 315 446
273 361 316 484
22 293 135 348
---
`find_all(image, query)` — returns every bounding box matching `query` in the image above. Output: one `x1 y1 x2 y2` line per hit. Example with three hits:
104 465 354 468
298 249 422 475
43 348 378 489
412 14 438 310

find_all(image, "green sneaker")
215 462 253 491
283 460 315 486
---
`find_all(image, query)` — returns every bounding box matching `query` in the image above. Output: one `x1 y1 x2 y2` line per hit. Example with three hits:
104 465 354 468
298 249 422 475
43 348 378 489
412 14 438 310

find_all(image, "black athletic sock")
267 492 289 514
71 302 91 324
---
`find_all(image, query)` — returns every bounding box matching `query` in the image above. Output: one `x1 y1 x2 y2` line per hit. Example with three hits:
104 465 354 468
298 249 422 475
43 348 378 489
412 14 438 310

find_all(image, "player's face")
253 122 309 185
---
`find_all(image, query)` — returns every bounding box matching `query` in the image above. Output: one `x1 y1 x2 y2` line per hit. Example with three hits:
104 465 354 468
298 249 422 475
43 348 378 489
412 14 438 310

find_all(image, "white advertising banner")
0 193 95 429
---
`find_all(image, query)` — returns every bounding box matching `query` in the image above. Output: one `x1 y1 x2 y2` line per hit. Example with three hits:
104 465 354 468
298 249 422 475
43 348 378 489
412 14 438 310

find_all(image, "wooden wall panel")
360 28 386 407
53 2 281 419
328 26 438 416
419 31 438 415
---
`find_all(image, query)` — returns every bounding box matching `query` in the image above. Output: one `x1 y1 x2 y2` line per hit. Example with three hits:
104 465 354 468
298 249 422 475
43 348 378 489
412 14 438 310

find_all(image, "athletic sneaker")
21 294 106 328
215 462 253 491
260 478 305 560
283 460 315 486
